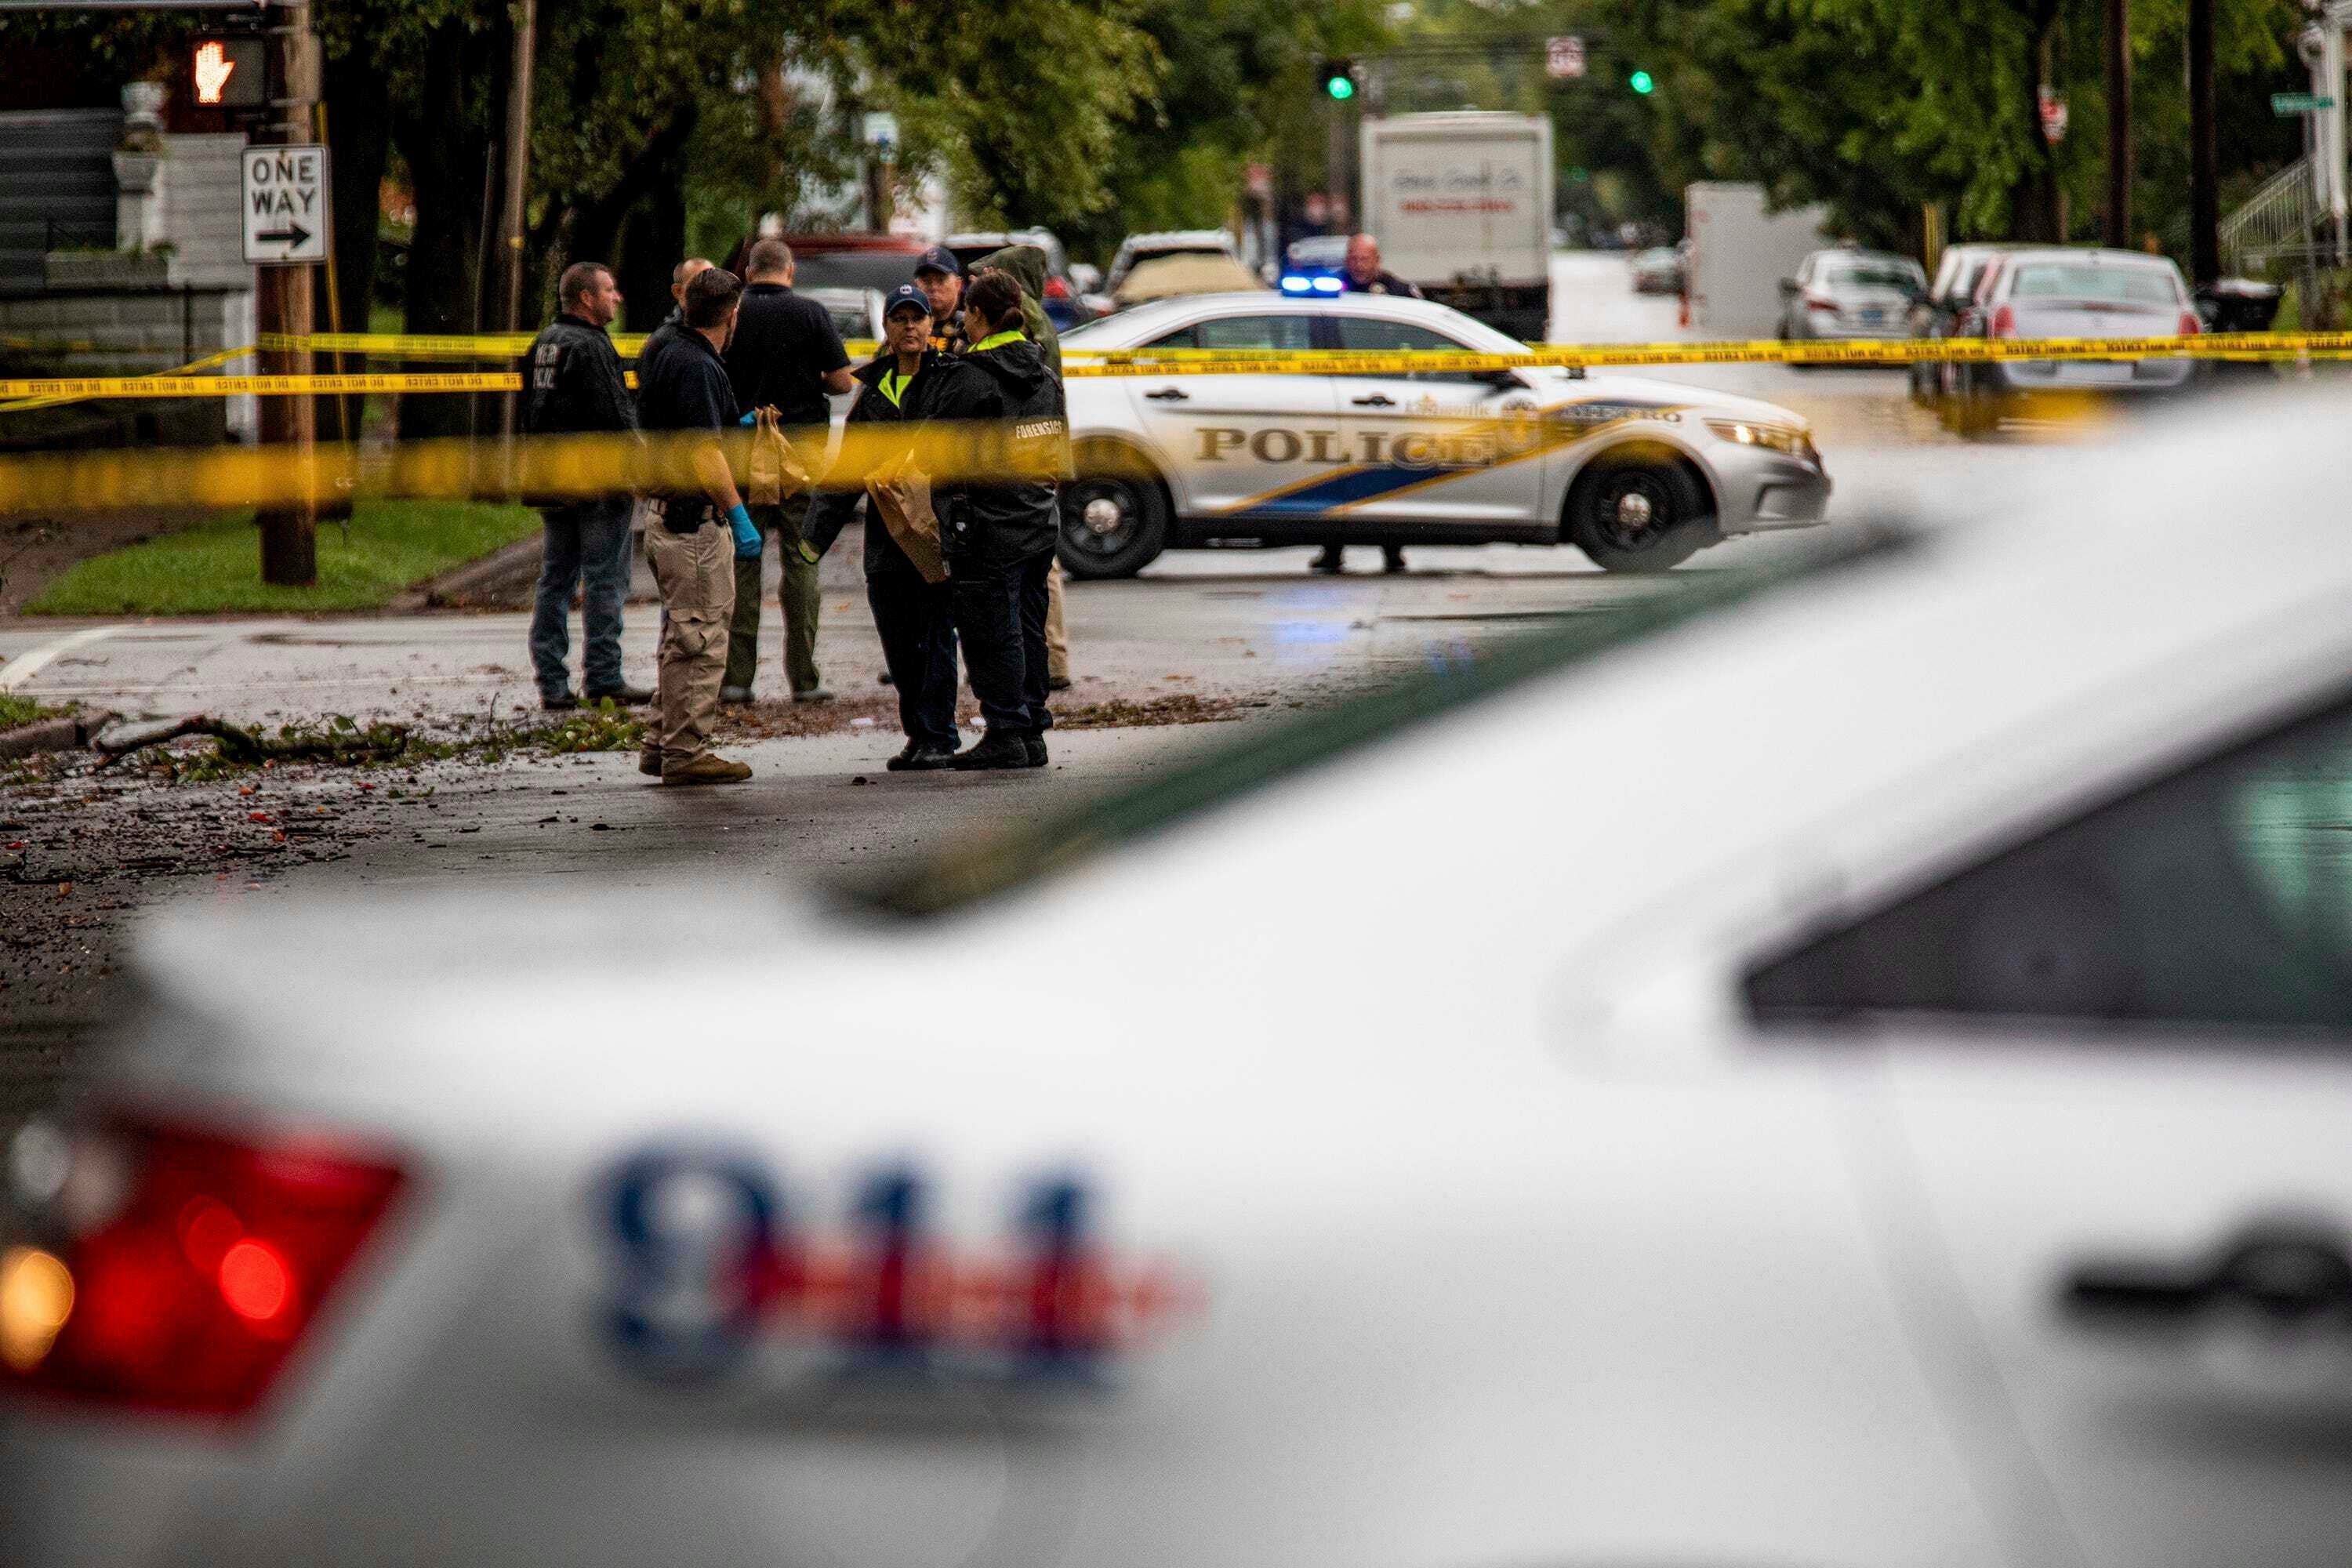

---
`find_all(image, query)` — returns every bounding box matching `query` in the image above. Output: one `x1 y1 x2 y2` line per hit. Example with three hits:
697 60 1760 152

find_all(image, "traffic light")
191 35 267 109
1319 59 1357 101
1628 69 1656 95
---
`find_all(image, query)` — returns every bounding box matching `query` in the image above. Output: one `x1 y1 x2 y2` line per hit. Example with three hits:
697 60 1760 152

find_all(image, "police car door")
1329 318 1544 528
1124 312 1340 518
1743 691 2352 1568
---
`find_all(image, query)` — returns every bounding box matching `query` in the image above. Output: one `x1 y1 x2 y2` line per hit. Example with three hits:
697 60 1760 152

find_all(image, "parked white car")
6 394 2351 1567
1055 291 1830 576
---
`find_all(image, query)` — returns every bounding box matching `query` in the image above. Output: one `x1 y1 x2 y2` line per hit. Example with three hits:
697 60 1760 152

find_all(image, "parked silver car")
1944 248 2201 437
1777 248 1926 345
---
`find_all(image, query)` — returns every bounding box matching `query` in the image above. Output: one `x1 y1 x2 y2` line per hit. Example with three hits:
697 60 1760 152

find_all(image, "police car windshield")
850 528 1906 919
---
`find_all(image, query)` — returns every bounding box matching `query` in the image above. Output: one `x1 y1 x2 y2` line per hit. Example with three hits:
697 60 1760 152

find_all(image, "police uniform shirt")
635 325 741 533
1344 270 1423 299
724 283 850 430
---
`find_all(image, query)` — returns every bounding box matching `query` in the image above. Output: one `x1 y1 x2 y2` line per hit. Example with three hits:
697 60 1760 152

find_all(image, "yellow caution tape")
0 423 1091 515
0 371 521 399
0 343 260 415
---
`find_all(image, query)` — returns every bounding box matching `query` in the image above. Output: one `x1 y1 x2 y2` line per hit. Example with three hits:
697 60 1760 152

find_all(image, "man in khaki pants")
630 267 760 785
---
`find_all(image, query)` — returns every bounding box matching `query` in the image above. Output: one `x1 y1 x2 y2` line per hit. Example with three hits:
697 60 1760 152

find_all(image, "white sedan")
5 396 2352 1566
1055 291 1831 576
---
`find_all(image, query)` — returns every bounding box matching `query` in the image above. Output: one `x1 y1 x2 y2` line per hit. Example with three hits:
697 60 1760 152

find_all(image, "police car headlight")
1705 419 1816 462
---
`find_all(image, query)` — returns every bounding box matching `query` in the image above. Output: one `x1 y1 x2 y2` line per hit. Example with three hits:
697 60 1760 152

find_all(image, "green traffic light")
1628 70 1654 94
1327 74 1355 100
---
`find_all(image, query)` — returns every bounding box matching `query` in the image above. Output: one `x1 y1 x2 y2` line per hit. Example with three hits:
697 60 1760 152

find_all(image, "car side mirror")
1777 278 1800 298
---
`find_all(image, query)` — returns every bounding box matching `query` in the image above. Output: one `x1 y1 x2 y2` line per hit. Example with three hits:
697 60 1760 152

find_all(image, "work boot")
1046 673 1073 691
638 748 662 777
585 680 655 706
1309 546 1344 575
887 741 957 773
719 684 754 706
949 729 1032 771
1382 547 1408 575
543 689 580 712
662 753 753 786
1022 732 1050 768
793 687 835 704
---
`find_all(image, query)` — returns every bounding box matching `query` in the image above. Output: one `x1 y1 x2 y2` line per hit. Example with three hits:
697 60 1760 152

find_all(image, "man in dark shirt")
633 266 761 786
1316 238 1422 576
523 261 652 710
720 238 853 705
634 256 713 394
914 245 971 358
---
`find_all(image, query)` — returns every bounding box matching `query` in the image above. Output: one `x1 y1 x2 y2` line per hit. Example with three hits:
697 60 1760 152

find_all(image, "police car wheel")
1058 455 1169 580
1565 448 1709 575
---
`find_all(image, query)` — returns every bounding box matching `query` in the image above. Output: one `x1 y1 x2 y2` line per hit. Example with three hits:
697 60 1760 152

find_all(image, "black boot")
949 729 1032 771
1022 731 1049 768
889 739 958 772
1310 546 1345 575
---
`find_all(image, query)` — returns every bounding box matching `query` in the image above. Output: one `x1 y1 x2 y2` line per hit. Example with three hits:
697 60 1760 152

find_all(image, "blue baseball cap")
913 245 963 279
884 282 933 319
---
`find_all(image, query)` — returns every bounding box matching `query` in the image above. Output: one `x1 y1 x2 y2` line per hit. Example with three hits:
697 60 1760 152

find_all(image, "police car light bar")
1279 276 1345 295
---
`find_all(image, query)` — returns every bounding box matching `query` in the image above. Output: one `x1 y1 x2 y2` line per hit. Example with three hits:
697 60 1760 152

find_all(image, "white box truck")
1684 182 1831 337
1359 111 1553 342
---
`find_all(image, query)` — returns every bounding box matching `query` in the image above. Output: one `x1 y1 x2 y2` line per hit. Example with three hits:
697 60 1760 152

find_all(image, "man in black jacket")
524 261 652 711
721 238 853 706
928 270 1068 771
804 284 964 771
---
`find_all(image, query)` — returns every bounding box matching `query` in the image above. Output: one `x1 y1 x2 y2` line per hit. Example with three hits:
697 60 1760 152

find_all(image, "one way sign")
241 143 331 265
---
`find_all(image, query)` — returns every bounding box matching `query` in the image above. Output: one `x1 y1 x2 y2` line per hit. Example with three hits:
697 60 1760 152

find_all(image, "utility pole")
2187 0 2218 281
256 0 319 587
495 0 537 444
2103 0 2132 249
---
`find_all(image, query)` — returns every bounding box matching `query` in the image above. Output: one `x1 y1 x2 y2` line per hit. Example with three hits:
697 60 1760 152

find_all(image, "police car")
6 397 2352 1566
1056 291 1830 577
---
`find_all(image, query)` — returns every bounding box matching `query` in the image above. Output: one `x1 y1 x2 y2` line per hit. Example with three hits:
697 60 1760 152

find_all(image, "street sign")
241 143 329 265
1547 35 1586 80
861 111 898 153
2273 93 2336 115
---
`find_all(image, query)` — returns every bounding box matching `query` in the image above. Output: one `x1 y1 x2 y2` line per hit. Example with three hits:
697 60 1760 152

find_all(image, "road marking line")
0 626 124 692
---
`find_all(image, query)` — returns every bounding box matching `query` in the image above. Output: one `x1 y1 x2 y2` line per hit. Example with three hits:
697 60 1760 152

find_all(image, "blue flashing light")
1280 274 1313 293
1312 276 1344 293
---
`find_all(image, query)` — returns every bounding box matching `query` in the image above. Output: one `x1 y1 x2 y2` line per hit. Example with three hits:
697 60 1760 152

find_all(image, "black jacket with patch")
524 311 637 437
921 336 1068 567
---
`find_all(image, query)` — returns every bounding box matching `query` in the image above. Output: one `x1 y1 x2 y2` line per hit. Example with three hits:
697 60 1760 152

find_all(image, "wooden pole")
2103 0 2132 249
256 0 318 586
2187 0 2218 281
495 0 537 449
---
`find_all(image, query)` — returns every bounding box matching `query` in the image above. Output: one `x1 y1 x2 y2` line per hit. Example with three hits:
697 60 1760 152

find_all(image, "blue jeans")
529 495 635 699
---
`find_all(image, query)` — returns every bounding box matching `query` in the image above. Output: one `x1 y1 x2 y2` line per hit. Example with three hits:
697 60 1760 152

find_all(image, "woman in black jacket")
926 268 1069 771
804 285 965 770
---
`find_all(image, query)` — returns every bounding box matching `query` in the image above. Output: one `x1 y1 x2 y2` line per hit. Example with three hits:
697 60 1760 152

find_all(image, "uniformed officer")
914 245 971 357
926 270 1067 771
971 244 1075 692
720 238 853 706
524 261 652 711
804 283 965 770
1319 234 1422 577
632 266 761 786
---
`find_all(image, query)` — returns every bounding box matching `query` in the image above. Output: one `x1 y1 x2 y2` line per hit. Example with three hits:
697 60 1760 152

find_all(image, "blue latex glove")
726 503 761 559
739 411 757 426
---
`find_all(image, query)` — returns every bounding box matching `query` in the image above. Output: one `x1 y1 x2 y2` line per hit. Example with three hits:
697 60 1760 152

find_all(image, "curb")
0 710 111 762
387 535 546 614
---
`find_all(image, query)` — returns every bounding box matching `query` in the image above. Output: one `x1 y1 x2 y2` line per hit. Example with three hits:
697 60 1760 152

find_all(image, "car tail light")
1043 275 1070 300
2176 310 2201 336
1 1113 405 1419
1990 304 2017 339
1805 292 1838 313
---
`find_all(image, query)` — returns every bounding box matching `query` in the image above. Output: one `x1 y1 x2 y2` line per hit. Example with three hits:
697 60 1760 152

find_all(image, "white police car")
6 396 2351 1566
1056 291 1830 576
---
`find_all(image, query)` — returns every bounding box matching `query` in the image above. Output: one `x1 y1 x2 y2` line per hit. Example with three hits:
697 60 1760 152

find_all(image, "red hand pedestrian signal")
194 42 236 105
191 37 266 110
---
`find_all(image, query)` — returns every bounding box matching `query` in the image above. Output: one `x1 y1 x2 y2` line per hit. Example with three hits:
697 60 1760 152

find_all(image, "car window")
1747 690 2352 1035
2007 263 2184 307
1822 261 1923 291
1189 315 1316 352
1334 318 1484 384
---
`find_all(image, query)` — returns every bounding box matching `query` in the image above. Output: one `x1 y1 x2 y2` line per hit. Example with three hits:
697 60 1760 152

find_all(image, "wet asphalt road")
0 252 2093 1108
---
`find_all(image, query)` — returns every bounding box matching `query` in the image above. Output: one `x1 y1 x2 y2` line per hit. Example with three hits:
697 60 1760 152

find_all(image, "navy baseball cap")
913 245 962 278
884 282 933 319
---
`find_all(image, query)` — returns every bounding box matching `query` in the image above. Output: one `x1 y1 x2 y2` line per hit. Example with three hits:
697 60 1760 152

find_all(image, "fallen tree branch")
93 714 413 771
